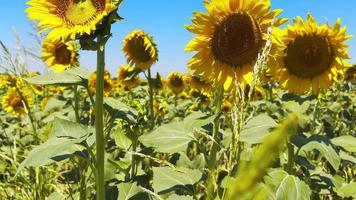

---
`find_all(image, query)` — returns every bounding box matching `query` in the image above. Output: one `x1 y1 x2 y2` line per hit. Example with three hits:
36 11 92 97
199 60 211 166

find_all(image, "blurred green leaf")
275 175 311 200
336 182 356 198
331 135 356 153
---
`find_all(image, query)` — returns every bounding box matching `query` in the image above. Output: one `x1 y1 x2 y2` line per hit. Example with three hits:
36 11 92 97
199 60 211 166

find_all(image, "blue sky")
0 0 355 76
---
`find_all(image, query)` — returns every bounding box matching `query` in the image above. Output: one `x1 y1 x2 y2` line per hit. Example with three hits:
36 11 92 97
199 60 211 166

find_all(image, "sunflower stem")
73 86 80 123
147 68 155 130
206 86 224 200
95 34 106 200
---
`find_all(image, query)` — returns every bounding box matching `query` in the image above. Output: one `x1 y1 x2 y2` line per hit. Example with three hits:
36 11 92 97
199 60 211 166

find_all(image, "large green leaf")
300 139 340 171
104 97 138 123
276 175 311 200
25 67 89 86
117 182 142 200
331 135 356 153
139 113 213 154
336 182 356 198
240 114 277 144
139 122 196 154
152 167 202 194
16 118 93 175
16 137 85 174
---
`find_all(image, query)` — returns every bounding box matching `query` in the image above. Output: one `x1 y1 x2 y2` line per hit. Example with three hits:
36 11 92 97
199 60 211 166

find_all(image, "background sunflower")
268 14 353 94
122 30 158 71
42 37 80 72
185 0 287 91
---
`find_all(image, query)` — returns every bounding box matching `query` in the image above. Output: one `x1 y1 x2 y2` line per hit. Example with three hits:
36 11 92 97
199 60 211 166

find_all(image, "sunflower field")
0 0 356 200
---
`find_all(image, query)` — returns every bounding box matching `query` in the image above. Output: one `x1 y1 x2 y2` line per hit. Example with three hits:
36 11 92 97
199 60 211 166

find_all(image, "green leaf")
104 97 138 123
166 194 194 200
139 122 196 154
117 182 142 200
264 169 289 191
339 151 356 164
276 175 311 200
16 119 93 175
114 128 132 150
152 167 202 194
25 67 89 86
300 140 340 171
331 135 356 153
336 182 356 198
240 114 277 144
16 137 85 174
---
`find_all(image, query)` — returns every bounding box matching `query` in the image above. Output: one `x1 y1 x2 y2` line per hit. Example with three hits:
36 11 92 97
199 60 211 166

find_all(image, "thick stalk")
206 86 224 200
147 69 155 129
286 142 295 174
95 34 106 200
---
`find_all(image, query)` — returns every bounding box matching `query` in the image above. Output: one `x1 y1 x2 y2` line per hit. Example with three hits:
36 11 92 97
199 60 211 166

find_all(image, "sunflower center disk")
128 37 153 63
59 0 104 26
212 13 263 67
284 35 334 78
170 78 184 87
55 45 72 65
10 97 23 111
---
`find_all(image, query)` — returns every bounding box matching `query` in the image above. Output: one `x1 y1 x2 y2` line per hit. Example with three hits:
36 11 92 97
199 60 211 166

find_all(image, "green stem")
286 142 295 174
206 86 224 200
147 69 155 130
95 34 106 200
74 86 80 123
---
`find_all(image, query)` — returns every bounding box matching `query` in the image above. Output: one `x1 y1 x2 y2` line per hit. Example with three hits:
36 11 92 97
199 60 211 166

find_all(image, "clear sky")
0 0 355 76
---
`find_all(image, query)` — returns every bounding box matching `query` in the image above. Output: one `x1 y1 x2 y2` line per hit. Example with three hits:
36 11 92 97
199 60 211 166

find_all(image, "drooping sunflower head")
42 37 79 72
184 74 212 92
1 88 34 117
88 70 112 96
122 30 158 71
185 0 287 91
117 65 140 89
268 14 353 94
167 72 185 93
26 0 118 41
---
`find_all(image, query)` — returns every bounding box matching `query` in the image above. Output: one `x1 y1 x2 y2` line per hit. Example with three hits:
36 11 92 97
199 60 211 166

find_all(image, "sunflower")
122 30 158 71
117 65 140 89
48 86 65 96
167 72 185 93
1 89 34 116
88 70 112 96
42 37 79 72
184 74 212 92
222 100 233 113
185 0 286 91
26 0 118 41
268 14 353 94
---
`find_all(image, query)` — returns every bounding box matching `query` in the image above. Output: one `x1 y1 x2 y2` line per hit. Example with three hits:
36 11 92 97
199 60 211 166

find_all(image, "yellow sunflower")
167 72 185 93
185 0 286 91
88 70 112 96
117 65 140 89
1 88 34 116
184 74 212 92
122 30 158 71
268 14 353 94
42 37 79 72
26 0 118 41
